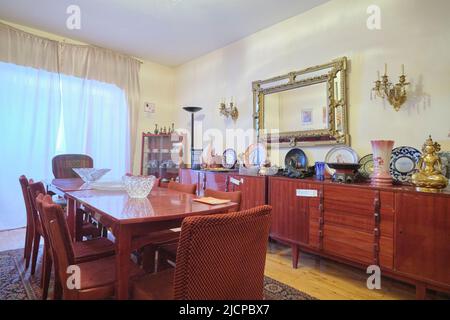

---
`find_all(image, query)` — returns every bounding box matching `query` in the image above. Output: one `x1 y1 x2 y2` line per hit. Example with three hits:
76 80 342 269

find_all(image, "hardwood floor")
0 228 446 300
265 240 449 300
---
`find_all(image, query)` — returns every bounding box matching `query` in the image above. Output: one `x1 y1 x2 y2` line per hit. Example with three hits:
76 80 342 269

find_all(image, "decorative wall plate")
358 154 374 179
390 146 421 183
222 148 237 169
324 146 359 175
243 143 267 167
284 148 308 169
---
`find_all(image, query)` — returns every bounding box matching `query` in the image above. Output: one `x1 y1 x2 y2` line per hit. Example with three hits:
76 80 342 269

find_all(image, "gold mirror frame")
252 57 349 147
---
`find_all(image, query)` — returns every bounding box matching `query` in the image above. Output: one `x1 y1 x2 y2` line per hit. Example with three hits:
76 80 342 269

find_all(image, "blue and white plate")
390 146 421 183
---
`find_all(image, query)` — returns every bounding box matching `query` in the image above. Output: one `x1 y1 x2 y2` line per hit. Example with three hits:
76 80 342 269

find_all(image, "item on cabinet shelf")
238 166 259 176
219 98 239 121
315 162 326 181
183 106 203 170
154 124 159 134
147 160 159 169
222 148 237 169
72 168 110 183
201 139 215 167
122 175 156 198
372 63 410 111
371 140 394 187
170 123 175 134
259 166 280 176
160 160 176 169
438 152 450 178
284 148 308 169
390 146 421 184
243 143 267 167
411 136 448 192
324 146 359 175
327 163 362 184
358 154 374 179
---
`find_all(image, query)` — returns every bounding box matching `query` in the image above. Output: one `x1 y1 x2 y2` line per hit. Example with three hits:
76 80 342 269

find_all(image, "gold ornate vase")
371 140 394 187
411 136 449 192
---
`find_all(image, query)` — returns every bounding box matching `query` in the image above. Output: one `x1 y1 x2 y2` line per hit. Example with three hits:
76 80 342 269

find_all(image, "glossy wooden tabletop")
65 186 238 224
48 178 92 193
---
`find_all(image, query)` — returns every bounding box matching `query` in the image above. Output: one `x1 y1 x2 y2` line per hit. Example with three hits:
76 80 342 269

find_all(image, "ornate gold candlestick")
411 136 448 192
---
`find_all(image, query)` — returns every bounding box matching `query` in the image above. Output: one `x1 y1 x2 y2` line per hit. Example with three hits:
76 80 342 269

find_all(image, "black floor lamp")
183 106 203 170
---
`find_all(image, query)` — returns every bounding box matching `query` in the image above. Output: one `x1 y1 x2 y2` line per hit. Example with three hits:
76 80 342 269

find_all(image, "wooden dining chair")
33 191 115 300
167 181 197 194
19 175 34 270
52 154 93 179
156 189 242 271
132 205 272 300
41 199 143 300
136 181 198 272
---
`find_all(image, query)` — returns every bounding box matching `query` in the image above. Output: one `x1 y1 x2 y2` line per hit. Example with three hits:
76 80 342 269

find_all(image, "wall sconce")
372 64 410 111
219 98 239 121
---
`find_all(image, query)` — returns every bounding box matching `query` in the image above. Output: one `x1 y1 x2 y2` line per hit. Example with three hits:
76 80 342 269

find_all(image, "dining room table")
47 178 239 299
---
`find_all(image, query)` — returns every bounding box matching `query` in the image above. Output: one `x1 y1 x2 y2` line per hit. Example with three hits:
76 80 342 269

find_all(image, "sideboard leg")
415 283 427 300
291 244 299 269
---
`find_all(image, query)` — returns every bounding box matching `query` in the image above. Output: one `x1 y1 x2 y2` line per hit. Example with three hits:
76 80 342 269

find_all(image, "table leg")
67 197 76 241
115 225 132 300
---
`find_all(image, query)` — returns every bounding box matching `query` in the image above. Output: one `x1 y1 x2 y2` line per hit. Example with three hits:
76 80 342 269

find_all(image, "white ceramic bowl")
122 175 156 198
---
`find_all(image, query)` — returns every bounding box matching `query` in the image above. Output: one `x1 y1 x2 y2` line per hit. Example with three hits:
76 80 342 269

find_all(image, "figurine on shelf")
411 135 449 192
154 124 159 134
171 123 175 134
163 126 167 134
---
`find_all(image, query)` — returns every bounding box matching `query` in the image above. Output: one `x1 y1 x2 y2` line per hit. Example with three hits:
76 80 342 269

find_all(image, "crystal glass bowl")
72 168 111 183
122 175 156 198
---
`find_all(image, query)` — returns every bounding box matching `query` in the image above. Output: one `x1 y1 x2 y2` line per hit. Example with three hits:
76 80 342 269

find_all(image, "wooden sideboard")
179 168 450 299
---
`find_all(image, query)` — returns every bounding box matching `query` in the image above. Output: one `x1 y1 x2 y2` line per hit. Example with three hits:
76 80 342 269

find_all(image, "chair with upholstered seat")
52 154 94 179
167 181 197 194
19 175 34 270
132 205 272 300
136 181 198 272
41 198 143 300
33 191 115 300
156 189 242 271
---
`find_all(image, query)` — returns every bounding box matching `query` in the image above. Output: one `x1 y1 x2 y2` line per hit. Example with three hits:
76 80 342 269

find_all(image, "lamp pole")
182 106 203 169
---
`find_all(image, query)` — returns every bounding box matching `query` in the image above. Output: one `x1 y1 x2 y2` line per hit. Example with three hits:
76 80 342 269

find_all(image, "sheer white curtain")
59 74 130 180
0 22 140 230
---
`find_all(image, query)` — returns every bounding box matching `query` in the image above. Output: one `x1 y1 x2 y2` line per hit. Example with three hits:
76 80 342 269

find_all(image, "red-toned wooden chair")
33 191 115 300
51 154 104 238
167 181 197 194
41 199 143 300
132 205 272 300
156 189 242 271
52 154 94 179
136 181 198 272
19 175 34 270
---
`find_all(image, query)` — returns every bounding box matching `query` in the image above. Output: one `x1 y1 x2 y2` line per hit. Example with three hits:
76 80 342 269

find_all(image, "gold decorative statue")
412 136 448 192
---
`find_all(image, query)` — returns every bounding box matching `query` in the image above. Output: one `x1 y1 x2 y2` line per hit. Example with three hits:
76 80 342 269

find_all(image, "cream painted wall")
0 20 176 173
174 0 450 166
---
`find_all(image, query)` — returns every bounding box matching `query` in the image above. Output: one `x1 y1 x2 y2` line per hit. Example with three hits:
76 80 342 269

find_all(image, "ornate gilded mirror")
252 57 349 147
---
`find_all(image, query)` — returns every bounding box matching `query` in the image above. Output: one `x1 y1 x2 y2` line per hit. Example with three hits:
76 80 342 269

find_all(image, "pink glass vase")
371 140 394 187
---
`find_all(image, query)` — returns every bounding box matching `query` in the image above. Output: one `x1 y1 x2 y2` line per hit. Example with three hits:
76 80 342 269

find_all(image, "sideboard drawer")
323 224 374 265
324 185 376 212
324 209 373 233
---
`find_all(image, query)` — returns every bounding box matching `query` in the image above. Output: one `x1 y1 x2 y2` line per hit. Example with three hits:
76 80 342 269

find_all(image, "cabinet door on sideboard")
268 178 309 245
179 169 199 186
396 193 450 286
228 175 266 210
200 171 228 192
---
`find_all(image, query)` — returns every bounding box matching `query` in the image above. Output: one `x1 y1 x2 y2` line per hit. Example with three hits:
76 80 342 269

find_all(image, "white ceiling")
0 0 330 66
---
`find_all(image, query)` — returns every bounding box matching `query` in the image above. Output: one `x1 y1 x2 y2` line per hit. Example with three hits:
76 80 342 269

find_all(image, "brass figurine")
411 136 448 192
154 124 159 134
372 64 410 111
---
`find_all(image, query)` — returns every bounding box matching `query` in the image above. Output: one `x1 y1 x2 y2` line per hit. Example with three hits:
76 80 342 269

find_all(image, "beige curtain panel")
0 22 141 170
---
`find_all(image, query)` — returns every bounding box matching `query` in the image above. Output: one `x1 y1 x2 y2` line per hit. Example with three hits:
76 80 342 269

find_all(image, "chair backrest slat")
173 205 272 300
19 175 34 229
52 154 93 178
168 181 197 195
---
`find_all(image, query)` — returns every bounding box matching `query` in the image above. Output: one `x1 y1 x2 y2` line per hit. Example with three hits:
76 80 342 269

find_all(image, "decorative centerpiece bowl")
122 175 156 198
72 168 111 183
326 163 361 183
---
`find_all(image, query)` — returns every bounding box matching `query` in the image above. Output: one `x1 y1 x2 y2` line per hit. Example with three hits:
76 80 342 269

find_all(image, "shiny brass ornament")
411 135 448 192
